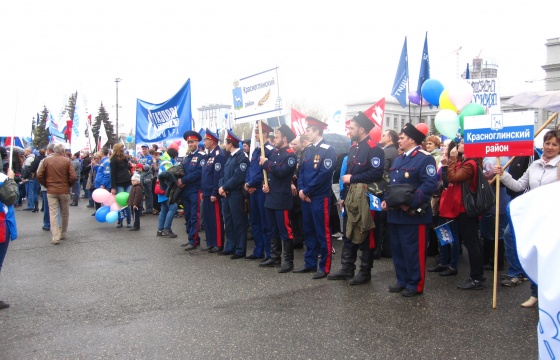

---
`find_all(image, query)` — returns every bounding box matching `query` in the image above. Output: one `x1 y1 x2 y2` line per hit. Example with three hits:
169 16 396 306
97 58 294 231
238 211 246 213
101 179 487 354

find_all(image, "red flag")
66 120 73 144
290 109 308 136
361 98 386 145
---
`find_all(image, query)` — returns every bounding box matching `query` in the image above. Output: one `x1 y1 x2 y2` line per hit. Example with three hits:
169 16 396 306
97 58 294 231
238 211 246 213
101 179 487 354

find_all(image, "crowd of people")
1 116 558 310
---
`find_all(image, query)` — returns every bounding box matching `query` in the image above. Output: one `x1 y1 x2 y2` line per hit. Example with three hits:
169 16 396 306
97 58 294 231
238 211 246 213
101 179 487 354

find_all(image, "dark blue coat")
387 146 438 224
201 146 226 197
298 139 336 199
219 149 250 193
180 150 205 194
340 136 385 200
261 146 297 210
245 142 275 188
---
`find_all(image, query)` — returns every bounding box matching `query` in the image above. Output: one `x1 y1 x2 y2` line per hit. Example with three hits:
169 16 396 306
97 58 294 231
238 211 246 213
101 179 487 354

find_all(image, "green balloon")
459 103 486 135
115 192 129 207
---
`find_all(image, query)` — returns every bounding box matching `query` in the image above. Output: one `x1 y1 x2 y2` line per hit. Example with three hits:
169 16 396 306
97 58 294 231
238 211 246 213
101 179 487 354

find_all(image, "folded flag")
366 192 383 211
435 220 455 246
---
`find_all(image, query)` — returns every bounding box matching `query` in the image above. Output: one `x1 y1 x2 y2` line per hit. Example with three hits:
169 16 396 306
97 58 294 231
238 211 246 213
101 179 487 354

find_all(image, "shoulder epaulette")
418 150 431 156
319 143 331 150
286 148 294 153
265 144 274 151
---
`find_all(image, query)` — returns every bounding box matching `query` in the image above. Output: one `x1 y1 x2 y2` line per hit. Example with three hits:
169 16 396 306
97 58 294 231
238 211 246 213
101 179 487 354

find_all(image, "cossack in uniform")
181 130 205 249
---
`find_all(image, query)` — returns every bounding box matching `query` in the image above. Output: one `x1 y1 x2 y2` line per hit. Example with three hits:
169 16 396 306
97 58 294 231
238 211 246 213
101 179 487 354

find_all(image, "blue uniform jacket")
137 154 153 168
219 149 250 193
201 146 226 197
387 146 438 224
245 142 275 188
261 146 297 210
340 136 385 201
94 156 111 189
298 139 337 199
180 150 205 194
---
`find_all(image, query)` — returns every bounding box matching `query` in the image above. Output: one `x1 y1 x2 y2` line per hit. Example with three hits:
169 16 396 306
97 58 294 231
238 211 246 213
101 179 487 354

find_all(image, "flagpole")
492 157 501 309
258 120 269 188
8 89 19 174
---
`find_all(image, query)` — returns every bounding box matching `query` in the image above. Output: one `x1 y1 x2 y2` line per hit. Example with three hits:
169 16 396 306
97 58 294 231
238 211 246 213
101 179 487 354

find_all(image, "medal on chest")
314 155 320 169
404 172 409 178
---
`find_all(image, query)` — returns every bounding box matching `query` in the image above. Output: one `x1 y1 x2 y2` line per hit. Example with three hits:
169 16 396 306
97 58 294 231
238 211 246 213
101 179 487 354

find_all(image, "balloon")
434 110 461 138
408 91 421 105
439 89 457 112
103 194 116 206
168 142 179 150
459 103 487 134
126 135 133 143
95 206 111 222
448 80 474 111
105 211 119 223
416 123 429 136
369 126 382 143
110 202 124 211
421 79 445 106
92 188 110 203
116 192 129 207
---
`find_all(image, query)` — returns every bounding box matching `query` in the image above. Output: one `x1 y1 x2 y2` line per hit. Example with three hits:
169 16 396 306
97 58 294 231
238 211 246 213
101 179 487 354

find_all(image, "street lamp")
115 78 122 142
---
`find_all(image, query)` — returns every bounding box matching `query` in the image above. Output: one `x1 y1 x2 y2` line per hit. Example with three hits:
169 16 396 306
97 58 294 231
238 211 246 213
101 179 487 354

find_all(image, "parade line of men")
166 114 438 298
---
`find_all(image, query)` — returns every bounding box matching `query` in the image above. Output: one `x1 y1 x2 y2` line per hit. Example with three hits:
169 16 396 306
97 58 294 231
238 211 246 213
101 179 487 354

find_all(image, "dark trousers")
182 190 201 246
222 191 247 256
249 189 270 258
389 223 429 293
457 212 484 281
130 206 141 229
201 195 224 248
301 196 332 273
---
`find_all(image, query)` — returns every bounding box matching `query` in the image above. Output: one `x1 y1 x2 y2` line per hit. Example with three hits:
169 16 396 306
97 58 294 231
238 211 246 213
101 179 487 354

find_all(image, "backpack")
461 158 495 217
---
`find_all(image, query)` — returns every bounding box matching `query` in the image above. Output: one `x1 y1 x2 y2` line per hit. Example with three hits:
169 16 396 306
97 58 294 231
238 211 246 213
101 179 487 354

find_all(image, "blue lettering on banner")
465 126 534 144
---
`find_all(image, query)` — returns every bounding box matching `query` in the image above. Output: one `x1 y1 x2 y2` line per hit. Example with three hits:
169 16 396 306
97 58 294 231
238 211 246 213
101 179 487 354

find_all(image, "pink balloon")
448 80 474 111
369 126 382 143
110 202 124 211
416 123 429 135
103 194 116 206
92 188 110 203
168 142 179 150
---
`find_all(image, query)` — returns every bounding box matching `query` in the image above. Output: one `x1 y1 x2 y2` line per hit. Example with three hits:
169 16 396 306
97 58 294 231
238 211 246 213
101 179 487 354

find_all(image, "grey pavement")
0 203 538 359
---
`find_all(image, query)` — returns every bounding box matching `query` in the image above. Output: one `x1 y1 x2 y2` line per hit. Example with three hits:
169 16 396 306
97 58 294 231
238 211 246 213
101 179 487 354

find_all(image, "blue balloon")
224 113 228 119
105 211 119 223
421 79 445 107
95 206 111 222
126 135 133 143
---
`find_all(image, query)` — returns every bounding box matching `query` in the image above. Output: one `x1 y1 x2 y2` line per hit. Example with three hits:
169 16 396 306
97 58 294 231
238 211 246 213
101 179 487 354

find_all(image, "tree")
288 99 327 121
33 106 51 149
430 121 440 136
91 102 117 148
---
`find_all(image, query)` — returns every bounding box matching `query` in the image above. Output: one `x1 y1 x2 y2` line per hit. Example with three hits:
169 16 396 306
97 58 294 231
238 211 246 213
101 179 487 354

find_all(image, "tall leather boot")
349 248 374 285
327 244 357 280
278 240 294 273
259 237 282 267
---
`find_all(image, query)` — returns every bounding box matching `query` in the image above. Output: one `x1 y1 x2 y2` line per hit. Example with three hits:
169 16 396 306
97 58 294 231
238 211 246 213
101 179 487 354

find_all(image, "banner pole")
258 120 269 188
492 156 501 309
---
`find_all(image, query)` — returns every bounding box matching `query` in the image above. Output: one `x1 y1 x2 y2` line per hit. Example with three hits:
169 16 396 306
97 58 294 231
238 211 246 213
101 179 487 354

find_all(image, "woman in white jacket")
494 129 560 308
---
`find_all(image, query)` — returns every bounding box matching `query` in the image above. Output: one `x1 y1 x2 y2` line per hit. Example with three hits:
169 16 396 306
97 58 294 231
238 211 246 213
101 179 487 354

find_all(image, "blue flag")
435 220 455 246
416 32 430 95
391 37 408 108
367 192 383 211
465 63 470 79
135 79 192 144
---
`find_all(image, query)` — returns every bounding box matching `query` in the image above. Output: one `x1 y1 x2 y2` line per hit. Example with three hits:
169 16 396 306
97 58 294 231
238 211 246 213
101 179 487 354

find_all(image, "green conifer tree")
33 106 51 149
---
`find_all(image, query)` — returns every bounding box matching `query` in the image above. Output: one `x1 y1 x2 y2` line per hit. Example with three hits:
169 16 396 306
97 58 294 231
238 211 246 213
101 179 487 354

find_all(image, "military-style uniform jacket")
261 146 297 210
201 146 226 198
387 146 438 224
219 149 250 193
180 150 205 194
245 141 275 188
298 139 337 199
340 136 385 201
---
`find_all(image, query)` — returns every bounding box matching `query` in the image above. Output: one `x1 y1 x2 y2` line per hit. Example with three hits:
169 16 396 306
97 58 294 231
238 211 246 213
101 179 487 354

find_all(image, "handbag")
154 180 166 195
384 184 416 208
461 159 495 217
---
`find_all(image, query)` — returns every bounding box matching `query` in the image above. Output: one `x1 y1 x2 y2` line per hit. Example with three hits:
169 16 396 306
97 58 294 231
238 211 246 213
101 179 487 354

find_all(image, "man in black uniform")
327 112 385 284
218 130 250 259
259 124 298 272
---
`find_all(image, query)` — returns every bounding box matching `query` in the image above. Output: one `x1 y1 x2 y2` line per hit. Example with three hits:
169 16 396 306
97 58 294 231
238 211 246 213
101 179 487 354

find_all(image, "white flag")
98 120 108 148
71 95 88 154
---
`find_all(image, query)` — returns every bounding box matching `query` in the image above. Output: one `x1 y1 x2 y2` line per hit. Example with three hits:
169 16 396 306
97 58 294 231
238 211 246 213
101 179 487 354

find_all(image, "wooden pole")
492 156 501 309
258 120 269 188
489 112 558 185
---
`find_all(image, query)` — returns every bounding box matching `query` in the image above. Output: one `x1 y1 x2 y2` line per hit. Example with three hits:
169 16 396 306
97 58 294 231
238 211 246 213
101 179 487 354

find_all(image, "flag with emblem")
391 37 408 108
367 192 383 211
435 220 455 246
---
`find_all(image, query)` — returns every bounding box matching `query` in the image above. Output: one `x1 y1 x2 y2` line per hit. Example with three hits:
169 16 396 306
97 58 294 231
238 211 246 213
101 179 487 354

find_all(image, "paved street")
1 204 538 359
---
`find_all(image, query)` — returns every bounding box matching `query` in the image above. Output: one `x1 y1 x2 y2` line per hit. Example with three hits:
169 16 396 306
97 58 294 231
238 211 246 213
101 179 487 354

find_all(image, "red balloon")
416 123 429 135
369 125 382 143
168 142 179 150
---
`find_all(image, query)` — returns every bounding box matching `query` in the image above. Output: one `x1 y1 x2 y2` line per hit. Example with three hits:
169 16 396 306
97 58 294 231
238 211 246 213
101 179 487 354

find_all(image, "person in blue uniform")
295 117 337 279
244 121 275 261
327 111 385 285
178 130 205 251
137 144 154 214
218 130 250 259
382 123 438 297
259 124 298 272
201 129 226 253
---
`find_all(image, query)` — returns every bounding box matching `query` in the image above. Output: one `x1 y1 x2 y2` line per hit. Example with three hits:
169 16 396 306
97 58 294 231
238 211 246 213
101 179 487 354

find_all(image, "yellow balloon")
439 89 457 112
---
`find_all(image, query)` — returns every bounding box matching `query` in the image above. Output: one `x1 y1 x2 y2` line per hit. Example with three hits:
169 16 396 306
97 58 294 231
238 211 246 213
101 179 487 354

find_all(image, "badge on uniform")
314 155 320 169
240 163 247 171
191 156 198 164
371 157 380 168
426 165 436 177
324 158 332 169
215 163 221 171
404 172 409 178
288 157 296 167
200 159 206 166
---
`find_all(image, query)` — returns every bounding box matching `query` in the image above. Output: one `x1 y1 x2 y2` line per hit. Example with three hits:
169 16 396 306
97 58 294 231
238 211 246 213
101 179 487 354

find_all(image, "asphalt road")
0 204 538 359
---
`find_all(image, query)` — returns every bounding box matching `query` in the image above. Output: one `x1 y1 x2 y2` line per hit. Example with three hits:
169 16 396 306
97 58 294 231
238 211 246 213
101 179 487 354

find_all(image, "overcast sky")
1 0 557 135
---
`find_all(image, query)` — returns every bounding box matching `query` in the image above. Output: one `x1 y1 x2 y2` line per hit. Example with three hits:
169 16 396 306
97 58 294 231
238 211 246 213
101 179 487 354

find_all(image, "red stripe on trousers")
214 200 223 247
283 210 294 240
323 197 332 273
417 224 426 292
369 210 376 249
194 190 201 243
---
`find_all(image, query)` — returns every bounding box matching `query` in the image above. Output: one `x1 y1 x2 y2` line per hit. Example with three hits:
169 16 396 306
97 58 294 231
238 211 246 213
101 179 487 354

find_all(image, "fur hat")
131 173 141 182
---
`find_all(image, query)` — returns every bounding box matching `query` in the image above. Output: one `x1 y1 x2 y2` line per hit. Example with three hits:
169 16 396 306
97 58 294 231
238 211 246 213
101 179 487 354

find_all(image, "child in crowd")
127 173 143 231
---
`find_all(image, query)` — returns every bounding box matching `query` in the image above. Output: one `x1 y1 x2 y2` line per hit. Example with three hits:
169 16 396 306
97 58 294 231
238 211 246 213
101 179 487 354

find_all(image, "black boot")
278 240 294 273
349 248 374 285
260 238 281 267
327 244 357 280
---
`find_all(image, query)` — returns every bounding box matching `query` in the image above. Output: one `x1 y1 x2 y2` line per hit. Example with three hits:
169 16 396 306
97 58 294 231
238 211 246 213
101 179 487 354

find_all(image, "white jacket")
500 155 560 192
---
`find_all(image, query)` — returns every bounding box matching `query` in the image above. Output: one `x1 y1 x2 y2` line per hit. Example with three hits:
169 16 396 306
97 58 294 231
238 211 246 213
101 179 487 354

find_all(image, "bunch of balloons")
91 188 129 223
408 79 486 138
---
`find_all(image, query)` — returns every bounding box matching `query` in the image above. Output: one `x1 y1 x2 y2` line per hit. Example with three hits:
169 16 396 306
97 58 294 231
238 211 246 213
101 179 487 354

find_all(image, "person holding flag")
327 112 385 285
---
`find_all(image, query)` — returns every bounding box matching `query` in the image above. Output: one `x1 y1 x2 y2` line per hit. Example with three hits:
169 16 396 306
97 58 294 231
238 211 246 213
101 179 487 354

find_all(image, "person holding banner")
295 117 336 279
494 129 560 308
327 112 384 285
245 121 274 261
